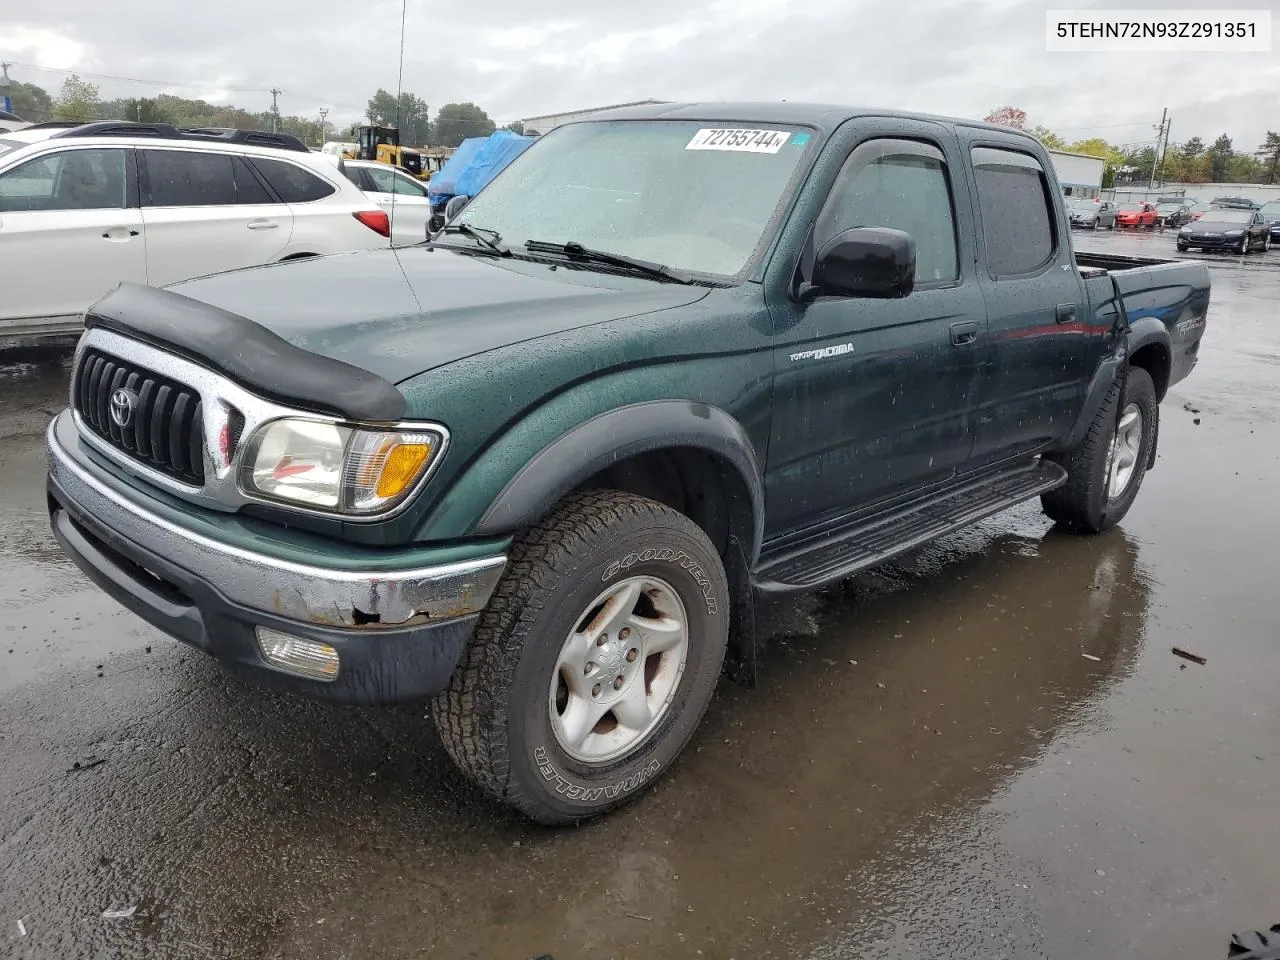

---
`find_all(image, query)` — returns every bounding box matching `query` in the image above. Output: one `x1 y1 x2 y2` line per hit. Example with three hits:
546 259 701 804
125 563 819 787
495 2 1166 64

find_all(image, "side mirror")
811 227 915 299
444 195 470 221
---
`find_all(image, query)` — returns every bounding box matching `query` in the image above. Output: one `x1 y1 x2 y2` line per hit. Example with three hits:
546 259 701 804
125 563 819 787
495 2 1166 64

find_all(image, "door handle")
246 219 280 230
101 229 140 240
950 320 978 346
1056 303 1077 324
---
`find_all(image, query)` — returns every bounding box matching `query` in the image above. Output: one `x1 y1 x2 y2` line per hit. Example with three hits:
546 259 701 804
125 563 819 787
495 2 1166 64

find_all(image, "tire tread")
431 490 711 813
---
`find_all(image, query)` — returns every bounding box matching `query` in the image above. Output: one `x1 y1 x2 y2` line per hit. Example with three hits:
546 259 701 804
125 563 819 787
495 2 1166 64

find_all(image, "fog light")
255 627 340 680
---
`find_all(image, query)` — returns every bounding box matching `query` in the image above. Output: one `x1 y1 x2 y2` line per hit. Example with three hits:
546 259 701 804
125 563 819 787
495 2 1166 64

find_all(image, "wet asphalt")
1 228 1278 960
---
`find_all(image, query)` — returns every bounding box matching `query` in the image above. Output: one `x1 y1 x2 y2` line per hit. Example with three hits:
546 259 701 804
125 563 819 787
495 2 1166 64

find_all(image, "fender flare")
1124 316 1174 398
473 400 766 562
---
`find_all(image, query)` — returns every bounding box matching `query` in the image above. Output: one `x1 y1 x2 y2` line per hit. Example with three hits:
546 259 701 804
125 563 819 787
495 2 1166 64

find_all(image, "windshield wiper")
437 222 509 256
524 240 693 284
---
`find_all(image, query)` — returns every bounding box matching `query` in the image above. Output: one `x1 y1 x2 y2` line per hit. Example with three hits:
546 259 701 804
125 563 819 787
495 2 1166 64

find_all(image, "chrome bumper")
47 417 505 628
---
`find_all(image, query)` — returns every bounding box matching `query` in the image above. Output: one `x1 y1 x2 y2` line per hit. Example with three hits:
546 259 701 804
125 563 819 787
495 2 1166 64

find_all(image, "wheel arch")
471 401 767 688
1126 321 1172 400
473 400 765 564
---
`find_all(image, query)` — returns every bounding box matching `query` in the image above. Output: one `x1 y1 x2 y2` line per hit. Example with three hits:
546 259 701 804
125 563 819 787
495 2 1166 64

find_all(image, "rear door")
139 148 292 286
956 134 1091 465
246 156 373 253
764 120 988 534
0 146 145 325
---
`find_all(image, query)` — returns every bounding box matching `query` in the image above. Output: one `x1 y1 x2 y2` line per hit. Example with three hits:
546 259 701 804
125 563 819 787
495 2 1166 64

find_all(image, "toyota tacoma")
47 103 1210 824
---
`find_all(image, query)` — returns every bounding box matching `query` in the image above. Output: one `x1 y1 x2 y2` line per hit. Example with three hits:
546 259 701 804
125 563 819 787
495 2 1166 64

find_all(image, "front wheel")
432 490 729 825
1177 242 1189 252
1239 234 1251 255
1042 367 1158 534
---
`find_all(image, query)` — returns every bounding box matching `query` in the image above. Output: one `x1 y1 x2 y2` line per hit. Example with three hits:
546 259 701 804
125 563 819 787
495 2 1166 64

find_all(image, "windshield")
1260 202 1280 217
1204 209 1252 224
454 120 812 278
1156 203 1182 213
1119 202 1143 212
1065 197 1089 209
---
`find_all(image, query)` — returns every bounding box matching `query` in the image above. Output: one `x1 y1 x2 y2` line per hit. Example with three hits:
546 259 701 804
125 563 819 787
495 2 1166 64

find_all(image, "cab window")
816 138 959 285
971 147 1055 277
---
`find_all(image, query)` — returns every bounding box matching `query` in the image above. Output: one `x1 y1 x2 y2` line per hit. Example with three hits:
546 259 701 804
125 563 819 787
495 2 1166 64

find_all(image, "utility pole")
0 62 12 116
1148 107 1168 192
318 106 329 146
270 88 282 133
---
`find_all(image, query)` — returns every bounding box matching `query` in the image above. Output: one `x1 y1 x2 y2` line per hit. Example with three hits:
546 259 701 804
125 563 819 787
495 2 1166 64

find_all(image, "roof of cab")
573 101 1041 142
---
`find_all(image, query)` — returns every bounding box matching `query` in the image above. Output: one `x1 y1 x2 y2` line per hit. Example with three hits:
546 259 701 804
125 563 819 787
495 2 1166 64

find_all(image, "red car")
1115 201 1158 229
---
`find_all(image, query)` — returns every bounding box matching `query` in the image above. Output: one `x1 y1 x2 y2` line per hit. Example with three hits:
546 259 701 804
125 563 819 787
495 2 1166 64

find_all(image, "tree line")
3 76 517 148
984 106 1280 186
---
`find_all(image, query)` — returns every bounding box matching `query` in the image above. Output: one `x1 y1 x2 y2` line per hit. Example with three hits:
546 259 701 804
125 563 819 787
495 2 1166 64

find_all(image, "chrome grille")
73 348 206 485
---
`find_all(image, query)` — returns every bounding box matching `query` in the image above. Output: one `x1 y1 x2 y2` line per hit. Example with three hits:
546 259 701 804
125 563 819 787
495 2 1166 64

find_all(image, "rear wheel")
432 490 729 825
1042 367 1158 534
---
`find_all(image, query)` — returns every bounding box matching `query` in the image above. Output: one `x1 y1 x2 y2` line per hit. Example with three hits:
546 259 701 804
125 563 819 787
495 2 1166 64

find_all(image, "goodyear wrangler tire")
431 490 729 825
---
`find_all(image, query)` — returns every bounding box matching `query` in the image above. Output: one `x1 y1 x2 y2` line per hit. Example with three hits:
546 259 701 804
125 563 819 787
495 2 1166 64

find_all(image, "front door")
957 136 1091 466
764 120 988 536
0 146 146 325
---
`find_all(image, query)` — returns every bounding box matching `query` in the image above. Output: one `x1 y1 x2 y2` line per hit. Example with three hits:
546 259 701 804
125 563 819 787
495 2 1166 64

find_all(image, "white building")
1048 150 1105 198
519 100 667 135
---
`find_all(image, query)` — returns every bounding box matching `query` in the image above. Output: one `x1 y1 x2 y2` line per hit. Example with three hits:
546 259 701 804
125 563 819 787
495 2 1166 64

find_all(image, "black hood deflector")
85 282 406 422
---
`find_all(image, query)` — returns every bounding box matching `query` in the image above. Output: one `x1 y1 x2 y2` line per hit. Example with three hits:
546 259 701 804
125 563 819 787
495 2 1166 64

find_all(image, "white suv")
0 121 393 343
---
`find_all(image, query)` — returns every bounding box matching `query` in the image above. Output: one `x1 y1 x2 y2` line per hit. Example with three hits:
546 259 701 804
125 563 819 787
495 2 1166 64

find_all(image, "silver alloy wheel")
549 575 689 764
1240 233 1250 254
1105 403 1144 501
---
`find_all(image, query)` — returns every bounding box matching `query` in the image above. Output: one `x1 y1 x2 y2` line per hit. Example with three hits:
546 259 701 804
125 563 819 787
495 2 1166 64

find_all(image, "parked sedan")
1065 196 1117 229
1115 201 1158 229
1177 208 1271 254
1189 202 1217 222
1155 200 1193 228
1210 196 1260 210
1259 200 1280 241
340 159 432 245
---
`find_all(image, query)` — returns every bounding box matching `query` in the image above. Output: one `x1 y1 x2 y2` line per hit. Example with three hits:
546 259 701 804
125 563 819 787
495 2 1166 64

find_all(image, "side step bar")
754 461 1068 593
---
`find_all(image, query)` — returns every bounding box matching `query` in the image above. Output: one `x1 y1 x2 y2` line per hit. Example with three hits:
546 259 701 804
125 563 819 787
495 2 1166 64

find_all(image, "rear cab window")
970 146 1056 277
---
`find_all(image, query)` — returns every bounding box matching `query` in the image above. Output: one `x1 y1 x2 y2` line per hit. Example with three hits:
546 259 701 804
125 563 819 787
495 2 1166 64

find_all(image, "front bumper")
47 415 506 704
1180 233 1244 248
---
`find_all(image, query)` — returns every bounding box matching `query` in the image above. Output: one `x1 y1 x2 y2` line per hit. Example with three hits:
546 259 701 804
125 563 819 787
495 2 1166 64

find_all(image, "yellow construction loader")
343 125 435 180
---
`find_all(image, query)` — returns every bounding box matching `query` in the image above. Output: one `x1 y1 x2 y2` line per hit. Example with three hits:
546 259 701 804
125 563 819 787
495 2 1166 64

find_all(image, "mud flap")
722 534 757 689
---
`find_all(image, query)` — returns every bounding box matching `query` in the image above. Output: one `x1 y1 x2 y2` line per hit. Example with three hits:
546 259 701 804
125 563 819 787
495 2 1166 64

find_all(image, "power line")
0 59 365 112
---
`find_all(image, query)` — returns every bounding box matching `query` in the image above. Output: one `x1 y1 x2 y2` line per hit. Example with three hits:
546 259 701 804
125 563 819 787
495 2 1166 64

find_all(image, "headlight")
1224 230 1243 237
1179 226 1192 233
239 417 444 515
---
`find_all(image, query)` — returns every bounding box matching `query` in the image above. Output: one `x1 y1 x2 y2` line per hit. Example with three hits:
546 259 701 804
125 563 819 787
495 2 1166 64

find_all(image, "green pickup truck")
47 103 1210 824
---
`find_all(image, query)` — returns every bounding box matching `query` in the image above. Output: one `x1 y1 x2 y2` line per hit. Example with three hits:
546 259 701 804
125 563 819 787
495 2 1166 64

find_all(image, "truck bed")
1075 252 1211 392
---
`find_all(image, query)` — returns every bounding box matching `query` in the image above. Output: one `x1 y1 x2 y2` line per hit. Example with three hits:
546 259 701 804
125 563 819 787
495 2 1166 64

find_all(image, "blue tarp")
428 130 535 207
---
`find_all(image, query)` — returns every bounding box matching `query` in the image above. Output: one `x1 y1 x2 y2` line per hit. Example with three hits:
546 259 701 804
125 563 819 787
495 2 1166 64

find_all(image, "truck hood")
170 246 709 384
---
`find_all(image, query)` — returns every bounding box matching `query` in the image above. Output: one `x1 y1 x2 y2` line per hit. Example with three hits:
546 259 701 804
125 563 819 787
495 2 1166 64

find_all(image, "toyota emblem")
109 387 139 428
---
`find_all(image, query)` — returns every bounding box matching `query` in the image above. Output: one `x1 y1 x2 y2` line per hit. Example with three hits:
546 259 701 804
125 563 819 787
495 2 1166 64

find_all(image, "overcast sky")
3 0 1277 150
